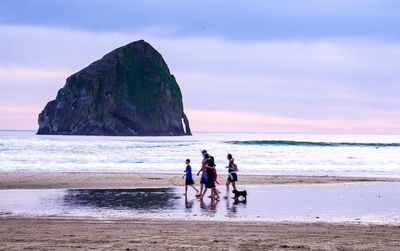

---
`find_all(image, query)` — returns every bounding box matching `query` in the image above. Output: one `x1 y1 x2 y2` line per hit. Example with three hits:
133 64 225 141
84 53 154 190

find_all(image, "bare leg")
183 185 188 195
231 182 237 199
199 184 204 196
232 182 237 190
226 180 231 190
200 188 208 199
209 189 214 199
213 188 220 200
191 185 199 193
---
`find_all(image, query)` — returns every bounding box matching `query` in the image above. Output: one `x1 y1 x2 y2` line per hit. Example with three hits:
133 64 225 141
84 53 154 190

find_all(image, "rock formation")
37 40 191 136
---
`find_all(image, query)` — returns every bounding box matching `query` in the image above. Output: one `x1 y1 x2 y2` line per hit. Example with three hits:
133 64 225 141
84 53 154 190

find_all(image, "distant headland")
37 40 191 136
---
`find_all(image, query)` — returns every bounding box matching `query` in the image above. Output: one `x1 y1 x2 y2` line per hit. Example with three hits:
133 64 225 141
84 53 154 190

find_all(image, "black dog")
232 189 247 204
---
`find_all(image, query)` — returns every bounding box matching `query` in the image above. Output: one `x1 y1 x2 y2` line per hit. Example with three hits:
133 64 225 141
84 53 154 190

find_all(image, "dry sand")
0 217 399 250
1 172 400 250
1 172 399 189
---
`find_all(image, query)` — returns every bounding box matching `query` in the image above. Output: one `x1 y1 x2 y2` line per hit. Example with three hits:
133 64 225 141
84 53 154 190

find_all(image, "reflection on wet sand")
63 188 180 211
184 196 194 211
1 183 400 223
225 191 239 218
199 199 220 217
64 188 244 217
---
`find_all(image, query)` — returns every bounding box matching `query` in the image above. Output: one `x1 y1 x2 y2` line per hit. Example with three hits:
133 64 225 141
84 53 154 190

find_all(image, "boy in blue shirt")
182 159 199 196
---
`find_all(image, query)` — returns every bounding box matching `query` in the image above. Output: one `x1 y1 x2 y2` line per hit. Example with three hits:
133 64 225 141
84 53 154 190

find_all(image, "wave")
226 140 400 147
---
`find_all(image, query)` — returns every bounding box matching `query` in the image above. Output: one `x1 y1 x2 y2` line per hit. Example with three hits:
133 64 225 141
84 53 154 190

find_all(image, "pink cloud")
2 106 400 133
185 109 400 134
0 106 41 130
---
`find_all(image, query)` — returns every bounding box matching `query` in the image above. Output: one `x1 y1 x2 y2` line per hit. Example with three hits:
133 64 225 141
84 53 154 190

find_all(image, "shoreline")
1 216 399 250
1 172 400 189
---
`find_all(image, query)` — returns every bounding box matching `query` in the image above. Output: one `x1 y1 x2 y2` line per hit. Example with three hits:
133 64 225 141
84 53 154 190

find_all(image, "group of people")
182 149 238 200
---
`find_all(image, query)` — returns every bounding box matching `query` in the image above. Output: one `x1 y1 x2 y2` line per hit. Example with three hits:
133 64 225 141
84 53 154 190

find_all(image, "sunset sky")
1 0 400 133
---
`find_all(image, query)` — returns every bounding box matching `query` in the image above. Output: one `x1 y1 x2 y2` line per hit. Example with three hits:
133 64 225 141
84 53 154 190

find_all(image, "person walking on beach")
200 155 220 200
197 150 208 197
182 159 199 196
226 154 238 191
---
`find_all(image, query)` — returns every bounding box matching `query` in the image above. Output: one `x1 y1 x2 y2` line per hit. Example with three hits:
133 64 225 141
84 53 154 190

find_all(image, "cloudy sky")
1 0 400 133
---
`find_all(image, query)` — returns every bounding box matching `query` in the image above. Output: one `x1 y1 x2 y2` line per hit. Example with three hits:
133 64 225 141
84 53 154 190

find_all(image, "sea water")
1 130 400 177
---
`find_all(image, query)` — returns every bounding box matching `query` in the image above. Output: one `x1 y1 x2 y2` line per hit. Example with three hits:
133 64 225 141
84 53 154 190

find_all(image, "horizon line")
0 129 400 136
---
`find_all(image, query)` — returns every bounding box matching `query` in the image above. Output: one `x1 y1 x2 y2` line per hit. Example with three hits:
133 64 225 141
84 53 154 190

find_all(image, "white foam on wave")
1 131 400 176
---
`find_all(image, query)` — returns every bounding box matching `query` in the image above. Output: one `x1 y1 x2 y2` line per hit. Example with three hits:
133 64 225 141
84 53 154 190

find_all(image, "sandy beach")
1 172 399 189
0 172 400 250
0 217 399 250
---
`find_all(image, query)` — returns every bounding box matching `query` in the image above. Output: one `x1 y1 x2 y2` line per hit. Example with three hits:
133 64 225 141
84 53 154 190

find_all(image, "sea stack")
37 40 191 136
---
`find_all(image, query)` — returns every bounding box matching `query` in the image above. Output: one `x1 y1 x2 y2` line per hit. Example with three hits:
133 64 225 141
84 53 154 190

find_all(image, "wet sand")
1 217 400 250
1 172 399 189
1 173 400 250
2 184 400 222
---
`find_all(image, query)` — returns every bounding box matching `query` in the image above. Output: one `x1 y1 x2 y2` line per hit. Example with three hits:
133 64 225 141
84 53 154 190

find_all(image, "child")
182 159 199 196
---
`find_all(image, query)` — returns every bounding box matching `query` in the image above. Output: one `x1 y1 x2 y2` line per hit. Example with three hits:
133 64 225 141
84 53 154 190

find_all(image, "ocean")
1 131 400 177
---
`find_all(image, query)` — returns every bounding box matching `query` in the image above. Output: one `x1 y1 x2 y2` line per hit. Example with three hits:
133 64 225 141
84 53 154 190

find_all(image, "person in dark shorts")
200 157 220 200
182 159 199 196
226 154 238 191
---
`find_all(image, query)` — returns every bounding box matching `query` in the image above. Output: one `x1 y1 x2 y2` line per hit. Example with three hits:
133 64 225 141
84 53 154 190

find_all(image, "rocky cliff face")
37 40 191 136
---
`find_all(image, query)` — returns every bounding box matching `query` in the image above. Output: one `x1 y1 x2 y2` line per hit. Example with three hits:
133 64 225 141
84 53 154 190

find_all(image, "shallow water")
1 183 400 223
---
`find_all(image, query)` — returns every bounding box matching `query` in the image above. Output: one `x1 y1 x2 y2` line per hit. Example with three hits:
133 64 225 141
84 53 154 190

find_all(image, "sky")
1 0 400 133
